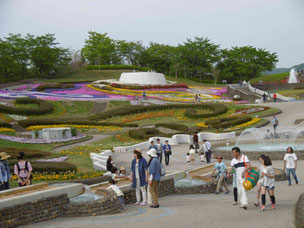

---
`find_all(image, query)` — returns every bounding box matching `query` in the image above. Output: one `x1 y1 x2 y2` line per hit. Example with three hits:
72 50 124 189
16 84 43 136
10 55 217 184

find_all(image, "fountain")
69 184 103 203
288 68 298 84
217 127 304 152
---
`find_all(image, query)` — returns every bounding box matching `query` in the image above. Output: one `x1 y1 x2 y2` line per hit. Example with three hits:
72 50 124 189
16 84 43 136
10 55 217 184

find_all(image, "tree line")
0 32 278 83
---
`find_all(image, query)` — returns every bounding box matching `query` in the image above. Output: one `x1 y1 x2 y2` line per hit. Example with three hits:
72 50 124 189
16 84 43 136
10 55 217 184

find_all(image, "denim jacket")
131 158 148 188
0 160 11 182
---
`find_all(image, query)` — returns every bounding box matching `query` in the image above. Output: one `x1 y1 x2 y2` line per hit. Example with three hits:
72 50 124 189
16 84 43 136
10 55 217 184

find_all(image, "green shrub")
295 86 304 90
184 104 228 119
18 117 138 128
129 128 160 140
86 65 151 71
0 121 12 128
0 97 54 116
2 147 51 160
9 161 77 174
155 123 189 132
36 83 74 92
205 115 252 128
71 127 77 136
90 103 228 121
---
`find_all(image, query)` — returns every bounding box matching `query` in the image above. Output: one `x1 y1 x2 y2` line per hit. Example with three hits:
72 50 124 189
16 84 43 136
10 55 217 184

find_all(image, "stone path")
24 160 304 228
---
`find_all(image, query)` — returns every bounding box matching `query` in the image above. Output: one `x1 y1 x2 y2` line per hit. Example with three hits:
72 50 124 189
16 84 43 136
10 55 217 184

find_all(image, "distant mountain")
268 63 304 75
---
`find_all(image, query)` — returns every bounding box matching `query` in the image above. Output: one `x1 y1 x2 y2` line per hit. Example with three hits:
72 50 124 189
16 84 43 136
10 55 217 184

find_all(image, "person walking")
255 154 266 207
0 152 11 191
284 146 298 185
189 133 194 149
228 147 251 210
131 148 148 205
203 139 212 163
272 115 279 131
149 141 157 150
262 93 267 103
155 138 163 164
260 156 276 210
210 156 230 194
14 152 33 187
193 132 200 153
189 145 196 165
147 148 161 208
163 140 172 166
273 93 277 102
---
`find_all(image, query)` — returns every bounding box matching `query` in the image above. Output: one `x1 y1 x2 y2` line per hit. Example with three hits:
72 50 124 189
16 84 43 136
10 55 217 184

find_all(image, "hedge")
129 128 160 140
90 103 228 121
36 83 75 92
9 161 77 174
184 104 228 119
86 65 152 71
0 97 54 116
0 121 12 128
110 83 188 90
18 117 138 128
205 115 252 128
155 123 189 132
2 147 51 160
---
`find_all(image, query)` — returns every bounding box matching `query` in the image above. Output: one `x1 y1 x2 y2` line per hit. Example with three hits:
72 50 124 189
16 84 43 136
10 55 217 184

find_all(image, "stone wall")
295 193 304 228
0 194 69 228
64 189 123 217
254 83 302 92
123 178 175 204
227 85 260 101
175 182 217 194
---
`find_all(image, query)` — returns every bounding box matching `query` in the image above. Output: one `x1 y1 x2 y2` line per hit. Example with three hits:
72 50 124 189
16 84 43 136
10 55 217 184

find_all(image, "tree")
217 46 278 82
81 32 116 66
179 37 221 82
116 40 145 66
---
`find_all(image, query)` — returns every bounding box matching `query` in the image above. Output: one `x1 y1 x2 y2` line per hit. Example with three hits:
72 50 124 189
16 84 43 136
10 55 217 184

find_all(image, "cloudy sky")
1 0 303 67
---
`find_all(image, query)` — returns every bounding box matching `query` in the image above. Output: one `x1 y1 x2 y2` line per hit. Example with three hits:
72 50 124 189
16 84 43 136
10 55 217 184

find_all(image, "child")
186 153 190 164
200 152 205 163
260 156 276 210
189 145 196 165
210 156 229 194
108 179 125 205
255 155 266 207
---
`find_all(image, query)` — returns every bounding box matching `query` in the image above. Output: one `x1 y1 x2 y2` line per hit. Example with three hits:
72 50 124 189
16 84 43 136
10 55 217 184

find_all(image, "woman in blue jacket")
131 148 148 205
0 152 11 191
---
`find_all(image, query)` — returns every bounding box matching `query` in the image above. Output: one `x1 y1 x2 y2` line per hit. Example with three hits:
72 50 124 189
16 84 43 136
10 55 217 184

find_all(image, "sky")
0 0 303 68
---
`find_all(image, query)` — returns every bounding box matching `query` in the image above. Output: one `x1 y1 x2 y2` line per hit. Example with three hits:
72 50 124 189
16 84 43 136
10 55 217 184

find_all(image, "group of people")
194 93 201 103
149 139 172 166
262 93 277 103
0 151 33 191
187 132 212 165
209 146 299 211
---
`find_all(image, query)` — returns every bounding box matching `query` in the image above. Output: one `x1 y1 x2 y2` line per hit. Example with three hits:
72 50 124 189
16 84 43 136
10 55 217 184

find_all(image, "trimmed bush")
110 83 188 90
0 97 54 116
184 104 228 119
90 103 228 121
205 115 252 128
9 161 77 174
86 65 151 71
2 147 51 160
129 128 160 140
18 117 138 128
36 83 75 92
155 123 189 132
0 121 12 128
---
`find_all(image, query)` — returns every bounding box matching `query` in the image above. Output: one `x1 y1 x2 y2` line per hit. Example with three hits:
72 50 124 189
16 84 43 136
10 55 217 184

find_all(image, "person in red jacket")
273 93 277 102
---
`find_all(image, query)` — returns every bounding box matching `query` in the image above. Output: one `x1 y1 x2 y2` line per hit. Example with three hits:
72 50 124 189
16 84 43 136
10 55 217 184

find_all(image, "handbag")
160 165 166 176
242 156 259 190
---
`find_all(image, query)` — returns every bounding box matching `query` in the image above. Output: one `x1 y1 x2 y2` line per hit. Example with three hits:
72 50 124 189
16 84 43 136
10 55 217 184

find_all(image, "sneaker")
272 204 276 209
296 180 299 184
254 202 260 207
140 202 147 206
150 205 159 208
134 202 140 205
288 183 291 186
243 206 247 210
232 202 237 205
225 190 230 194
215 191 220 194
261 205 266 211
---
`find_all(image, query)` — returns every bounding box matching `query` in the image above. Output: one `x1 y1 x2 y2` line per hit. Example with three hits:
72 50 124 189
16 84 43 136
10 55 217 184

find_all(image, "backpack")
16 161 33 180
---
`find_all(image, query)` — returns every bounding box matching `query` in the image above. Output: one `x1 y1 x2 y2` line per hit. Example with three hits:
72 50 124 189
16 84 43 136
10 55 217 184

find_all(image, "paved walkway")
25 160 304 228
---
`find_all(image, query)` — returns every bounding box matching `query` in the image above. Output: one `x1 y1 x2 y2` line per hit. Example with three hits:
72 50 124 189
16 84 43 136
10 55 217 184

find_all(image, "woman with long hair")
284 146 298 185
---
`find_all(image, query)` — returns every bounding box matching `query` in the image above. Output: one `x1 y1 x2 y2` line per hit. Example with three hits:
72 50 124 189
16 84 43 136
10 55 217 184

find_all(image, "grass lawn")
278 89 304 99
249 72 289 84
105 100 131 111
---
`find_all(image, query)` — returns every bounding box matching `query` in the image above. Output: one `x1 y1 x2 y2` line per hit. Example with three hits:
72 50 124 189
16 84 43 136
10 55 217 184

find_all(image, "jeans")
157 153 163 164
0 181 9 191
216 175 229 192
286 168 298 184
205 151 211 163
117 195 125 205
164 152 170 165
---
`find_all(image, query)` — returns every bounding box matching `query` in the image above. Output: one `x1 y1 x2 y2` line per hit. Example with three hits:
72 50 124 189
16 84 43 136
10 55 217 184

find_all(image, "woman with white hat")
147 148 161 208
0 152 11 191
131 148 148 205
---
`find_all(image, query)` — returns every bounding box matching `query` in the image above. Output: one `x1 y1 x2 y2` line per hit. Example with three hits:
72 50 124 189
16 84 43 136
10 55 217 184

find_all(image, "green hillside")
250 72 289 84
268 62 304 75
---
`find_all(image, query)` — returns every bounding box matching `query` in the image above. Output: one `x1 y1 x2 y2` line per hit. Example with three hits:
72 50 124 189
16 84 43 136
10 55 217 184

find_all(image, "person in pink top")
14 152 33 187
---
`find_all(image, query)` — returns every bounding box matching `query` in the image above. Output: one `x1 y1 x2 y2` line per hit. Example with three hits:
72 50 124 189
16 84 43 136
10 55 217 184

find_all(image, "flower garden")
0 78 281 188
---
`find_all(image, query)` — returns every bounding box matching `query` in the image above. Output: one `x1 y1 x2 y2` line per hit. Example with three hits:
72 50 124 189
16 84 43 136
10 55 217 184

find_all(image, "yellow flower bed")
234 118 261 128
106 85 182 94
196 122 209 128
60 150 90 156
26 125 122 132
12 171 103 181
0 127 15 132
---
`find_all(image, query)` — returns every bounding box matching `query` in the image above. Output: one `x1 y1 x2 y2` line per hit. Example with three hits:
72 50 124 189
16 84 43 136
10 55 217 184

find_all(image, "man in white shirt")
228 147 251 210
284 147 299 185
203 139 212 163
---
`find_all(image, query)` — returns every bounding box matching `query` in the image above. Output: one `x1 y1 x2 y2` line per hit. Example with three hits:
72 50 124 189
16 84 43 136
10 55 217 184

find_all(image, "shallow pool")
217 143 304 151
175 178 206 188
